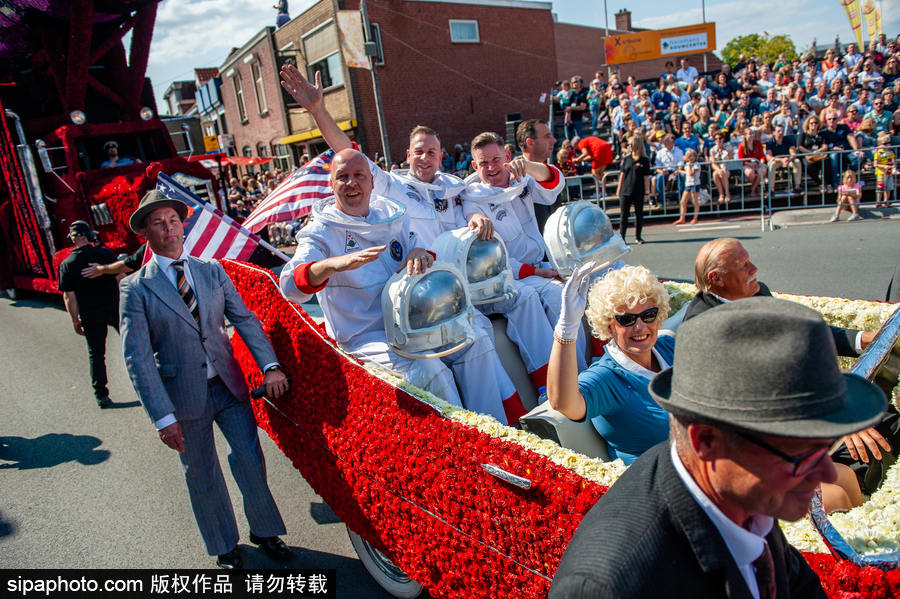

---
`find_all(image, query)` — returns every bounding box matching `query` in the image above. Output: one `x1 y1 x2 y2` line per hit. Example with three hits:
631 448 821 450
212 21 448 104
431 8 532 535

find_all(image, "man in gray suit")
120 190 291 569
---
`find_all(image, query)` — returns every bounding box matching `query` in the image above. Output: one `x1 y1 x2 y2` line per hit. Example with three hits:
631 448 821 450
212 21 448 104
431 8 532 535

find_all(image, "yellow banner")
862 0 877 43
840 0 865 49
336 11 371 70
876 1 884 37
604 23 715 66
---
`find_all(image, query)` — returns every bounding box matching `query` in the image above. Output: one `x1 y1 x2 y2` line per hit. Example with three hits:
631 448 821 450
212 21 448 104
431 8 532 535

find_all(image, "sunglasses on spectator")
613 307 659 327
736 431 842 477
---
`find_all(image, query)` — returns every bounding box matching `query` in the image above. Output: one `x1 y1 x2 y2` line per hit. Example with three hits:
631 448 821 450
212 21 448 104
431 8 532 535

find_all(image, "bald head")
695 238 759 299
330 149 374 217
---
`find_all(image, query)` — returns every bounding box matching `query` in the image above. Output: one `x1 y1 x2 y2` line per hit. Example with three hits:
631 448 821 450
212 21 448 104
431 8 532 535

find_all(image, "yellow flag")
862 0 877 43
840 0 865 49
875 1 884 37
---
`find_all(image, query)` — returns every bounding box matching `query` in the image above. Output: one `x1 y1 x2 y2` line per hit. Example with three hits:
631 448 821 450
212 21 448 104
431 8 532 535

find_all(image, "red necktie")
753 543 777 599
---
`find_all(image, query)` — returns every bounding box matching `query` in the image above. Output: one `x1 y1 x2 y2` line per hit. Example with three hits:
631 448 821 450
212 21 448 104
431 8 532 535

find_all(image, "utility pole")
702 0 708 73
359 0 391 166
604 0 611 80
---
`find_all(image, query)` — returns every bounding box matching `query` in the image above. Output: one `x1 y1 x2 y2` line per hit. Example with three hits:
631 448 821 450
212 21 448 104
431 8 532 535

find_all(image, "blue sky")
144 0 900 113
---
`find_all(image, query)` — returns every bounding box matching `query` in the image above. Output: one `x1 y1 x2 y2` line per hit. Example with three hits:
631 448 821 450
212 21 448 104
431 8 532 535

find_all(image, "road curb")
770 207 900 227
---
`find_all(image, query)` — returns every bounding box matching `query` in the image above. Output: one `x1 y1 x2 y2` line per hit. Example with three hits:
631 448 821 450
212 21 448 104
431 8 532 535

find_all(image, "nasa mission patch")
389 239 403 262
345 232 361 253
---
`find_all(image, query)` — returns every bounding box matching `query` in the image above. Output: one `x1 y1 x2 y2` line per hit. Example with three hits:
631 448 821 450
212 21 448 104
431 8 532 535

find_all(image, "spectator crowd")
550 33 900 215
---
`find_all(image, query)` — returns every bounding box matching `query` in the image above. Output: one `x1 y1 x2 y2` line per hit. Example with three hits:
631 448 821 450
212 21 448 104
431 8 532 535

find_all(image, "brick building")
217 2 725 174
219 27 292 174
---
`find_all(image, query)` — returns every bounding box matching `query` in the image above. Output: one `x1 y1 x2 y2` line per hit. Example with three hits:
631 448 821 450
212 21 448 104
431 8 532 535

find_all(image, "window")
370 23 385 65
273 143 292 171
303 22 343 89
257 144 270 171
449 20 479 44
251 61 267 114
307 53 343 89
233 75 247 122
243 145 255 174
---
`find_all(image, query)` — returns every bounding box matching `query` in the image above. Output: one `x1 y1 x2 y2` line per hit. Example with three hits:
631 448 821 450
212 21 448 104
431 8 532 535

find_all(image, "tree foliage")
720 32 798 66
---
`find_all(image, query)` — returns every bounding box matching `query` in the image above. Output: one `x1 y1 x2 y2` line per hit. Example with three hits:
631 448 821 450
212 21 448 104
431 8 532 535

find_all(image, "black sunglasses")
736 431 842 477
613 307 659 327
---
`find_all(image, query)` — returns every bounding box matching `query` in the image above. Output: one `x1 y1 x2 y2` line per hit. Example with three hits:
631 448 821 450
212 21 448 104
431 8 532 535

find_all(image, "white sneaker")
848 214 861 221
830 214 839 222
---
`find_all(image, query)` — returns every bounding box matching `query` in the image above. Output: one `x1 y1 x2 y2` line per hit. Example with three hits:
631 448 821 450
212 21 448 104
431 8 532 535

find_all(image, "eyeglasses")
613 307 659 327
736 431 842 477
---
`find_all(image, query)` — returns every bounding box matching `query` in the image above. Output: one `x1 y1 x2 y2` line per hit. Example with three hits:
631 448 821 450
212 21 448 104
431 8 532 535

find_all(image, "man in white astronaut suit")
280 65 555 393
280 148 525 424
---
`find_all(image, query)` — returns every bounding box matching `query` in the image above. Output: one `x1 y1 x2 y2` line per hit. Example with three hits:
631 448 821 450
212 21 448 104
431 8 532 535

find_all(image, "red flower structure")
221 260 898 599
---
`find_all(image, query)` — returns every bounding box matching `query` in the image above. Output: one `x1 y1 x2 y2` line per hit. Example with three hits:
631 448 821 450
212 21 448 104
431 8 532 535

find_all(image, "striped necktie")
753 542 777 599
171 260 199 323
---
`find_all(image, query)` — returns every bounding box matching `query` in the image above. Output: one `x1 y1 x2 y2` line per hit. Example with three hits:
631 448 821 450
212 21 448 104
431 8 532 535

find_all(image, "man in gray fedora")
550 297 886 599
120 190 291 569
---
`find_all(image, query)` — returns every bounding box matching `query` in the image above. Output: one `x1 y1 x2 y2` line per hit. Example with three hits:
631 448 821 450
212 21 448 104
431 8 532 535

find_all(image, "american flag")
241 149 335 234
156 173 259 261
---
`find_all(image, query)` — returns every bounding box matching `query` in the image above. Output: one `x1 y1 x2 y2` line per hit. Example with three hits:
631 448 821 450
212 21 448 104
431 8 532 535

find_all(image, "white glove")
555 261 595 341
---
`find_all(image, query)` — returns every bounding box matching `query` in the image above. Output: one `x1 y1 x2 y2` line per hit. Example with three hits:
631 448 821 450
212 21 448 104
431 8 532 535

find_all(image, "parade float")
223 257 900 599
0 0 217 296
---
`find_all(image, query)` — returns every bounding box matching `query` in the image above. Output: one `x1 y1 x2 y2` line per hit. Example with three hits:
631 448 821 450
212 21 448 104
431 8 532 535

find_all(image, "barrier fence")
565 157 768 230
564 143 900 232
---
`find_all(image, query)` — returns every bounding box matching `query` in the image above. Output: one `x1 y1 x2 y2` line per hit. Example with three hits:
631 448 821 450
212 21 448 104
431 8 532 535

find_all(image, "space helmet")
431 228 517 305
543 201 631 279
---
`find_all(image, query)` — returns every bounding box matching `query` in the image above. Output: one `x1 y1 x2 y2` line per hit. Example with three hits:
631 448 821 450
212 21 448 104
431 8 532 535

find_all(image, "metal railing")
565 157 768 229
766 144 899 218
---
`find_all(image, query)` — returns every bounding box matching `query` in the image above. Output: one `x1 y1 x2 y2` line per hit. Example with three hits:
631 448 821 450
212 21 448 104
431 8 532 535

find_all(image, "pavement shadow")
648 235 762 244
0 510 14 538
0 434 110 470
104 400 142 410
309 501 342 525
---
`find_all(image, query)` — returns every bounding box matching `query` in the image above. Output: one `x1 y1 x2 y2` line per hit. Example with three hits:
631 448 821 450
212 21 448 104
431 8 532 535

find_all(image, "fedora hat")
649 297 886 438
129 190 189 234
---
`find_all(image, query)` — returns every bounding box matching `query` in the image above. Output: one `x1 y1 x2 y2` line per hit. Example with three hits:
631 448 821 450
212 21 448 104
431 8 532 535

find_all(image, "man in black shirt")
564 76 589 141
58 222 120 408
765 126 802 194
81 243 146 279
821 113 857 188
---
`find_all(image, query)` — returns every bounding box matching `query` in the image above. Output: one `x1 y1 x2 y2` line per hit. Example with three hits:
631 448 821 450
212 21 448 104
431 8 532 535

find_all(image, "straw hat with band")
649 297 886 439
129 190 189 234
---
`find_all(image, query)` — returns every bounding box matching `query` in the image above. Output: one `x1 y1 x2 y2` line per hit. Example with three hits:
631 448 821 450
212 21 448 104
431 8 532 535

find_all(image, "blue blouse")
576 334 675 464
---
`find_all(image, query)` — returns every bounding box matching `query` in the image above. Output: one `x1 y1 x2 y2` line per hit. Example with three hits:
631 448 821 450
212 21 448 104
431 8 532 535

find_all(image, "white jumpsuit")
280 196 522 425
371 165 555 388
460 168 588 372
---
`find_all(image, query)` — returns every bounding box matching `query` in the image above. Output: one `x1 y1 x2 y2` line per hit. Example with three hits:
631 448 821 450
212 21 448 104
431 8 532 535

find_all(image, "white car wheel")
347 527 424 598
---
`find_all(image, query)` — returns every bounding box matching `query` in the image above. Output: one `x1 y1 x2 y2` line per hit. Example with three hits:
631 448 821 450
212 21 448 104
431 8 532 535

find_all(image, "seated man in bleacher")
765 125 803 194
651 134 684 208
280 148 526 425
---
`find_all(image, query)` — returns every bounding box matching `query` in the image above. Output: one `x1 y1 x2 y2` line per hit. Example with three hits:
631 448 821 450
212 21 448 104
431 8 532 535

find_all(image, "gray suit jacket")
120 256 277 423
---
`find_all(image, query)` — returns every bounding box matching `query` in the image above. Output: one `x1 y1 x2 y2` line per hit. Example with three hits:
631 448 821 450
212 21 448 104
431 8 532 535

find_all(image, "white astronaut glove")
554 261 595 341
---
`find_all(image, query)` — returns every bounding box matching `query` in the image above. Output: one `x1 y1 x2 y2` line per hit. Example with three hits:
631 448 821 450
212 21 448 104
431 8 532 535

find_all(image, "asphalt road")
0 216 896 595
0 294 395 597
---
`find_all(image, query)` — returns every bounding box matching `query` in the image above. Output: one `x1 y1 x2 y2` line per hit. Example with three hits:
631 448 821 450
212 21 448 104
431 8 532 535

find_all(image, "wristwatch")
265 365 281 373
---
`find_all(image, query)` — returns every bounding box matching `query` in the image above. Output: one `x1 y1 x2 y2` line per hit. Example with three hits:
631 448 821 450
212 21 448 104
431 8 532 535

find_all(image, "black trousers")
619 192 645 241
82 309 120 400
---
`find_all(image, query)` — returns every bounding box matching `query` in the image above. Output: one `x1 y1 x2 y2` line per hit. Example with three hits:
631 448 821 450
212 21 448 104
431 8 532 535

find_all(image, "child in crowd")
873 131 896 209
674 149 701 225
831 170 862 222
556 140 578 177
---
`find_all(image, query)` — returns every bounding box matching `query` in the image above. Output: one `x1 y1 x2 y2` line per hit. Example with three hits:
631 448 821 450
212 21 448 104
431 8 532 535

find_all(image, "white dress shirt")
152 252 277 430
671 444 774 599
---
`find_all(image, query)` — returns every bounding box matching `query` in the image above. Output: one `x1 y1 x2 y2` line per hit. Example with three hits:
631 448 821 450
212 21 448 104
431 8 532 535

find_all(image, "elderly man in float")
551 297 887 598
685 238 894 495
279 148 523 424
280 66 554 399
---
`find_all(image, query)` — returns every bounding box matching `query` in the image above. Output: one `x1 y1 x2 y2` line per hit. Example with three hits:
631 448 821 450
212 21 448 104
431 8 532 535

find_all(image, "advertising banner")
336 11 371 70
841 0 865 49
604 22 716 65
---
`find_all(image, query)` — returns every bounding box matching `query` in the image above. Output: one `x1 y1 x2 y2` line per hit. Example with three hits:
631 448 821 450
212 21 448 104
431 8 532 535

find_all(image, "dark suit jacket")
683 282 859 358
548 443 827 599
